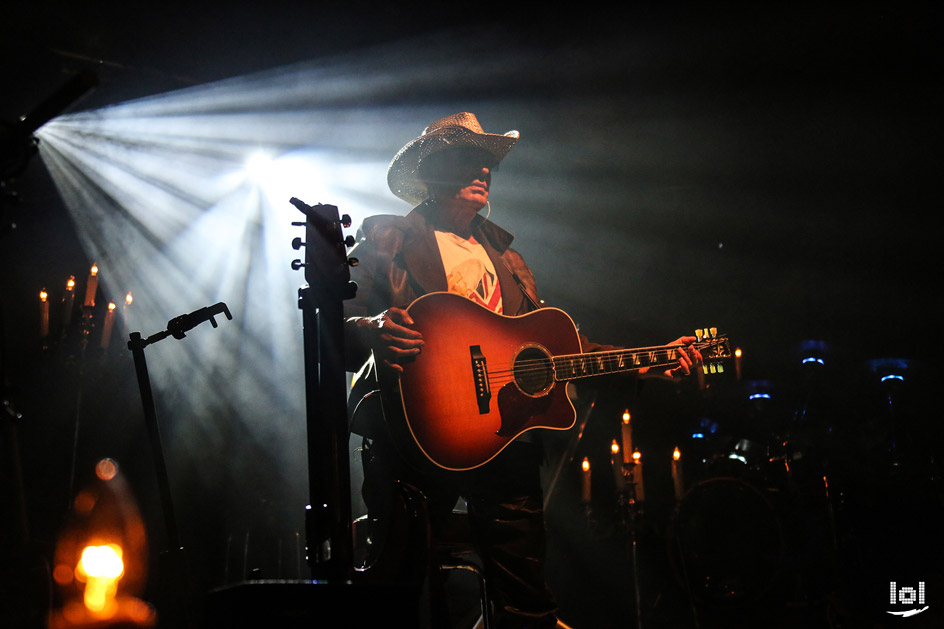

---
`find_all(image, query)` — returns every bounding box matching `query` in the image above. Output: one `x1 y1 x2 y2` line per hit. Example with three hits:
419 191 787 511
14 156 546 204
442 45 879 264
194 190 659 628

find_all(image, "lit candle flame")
673 447 681 461
610 440 620 455
621 410 630 424
90 264 99 276
40 289 48 301
125 292 133 306
632 451 641 463
581 457 590 472
66 276 76 290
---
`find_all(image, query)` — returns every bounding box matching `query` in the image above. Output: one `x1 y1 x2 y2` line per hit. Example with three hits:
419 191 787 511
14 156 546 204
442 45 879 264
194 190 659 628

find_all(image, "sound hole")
514 346 554 396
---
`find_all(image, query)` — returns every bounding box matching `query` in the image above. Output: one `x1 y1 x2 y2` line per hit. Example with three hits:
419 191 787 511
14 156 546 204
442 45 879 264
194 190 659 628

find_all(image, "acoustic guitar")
383 292 731 471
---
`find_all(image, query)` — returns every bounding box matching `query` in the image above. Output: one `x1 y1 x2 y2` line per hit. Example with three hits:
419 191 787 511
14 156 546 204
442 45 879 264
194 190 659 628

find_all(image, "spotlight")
244 151 275 184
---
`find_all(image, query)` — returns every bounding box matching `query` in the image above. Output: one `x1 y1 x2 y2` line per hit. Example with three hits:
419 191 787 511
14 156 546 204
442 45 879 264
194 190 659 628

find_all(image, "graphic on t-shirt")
435 231 503 313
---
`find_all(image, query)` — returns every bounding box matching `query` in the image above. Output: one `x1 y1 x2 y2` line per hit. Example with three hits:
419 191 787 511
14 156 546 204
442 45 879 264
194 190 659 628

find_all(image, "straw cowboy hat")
387 112 519 205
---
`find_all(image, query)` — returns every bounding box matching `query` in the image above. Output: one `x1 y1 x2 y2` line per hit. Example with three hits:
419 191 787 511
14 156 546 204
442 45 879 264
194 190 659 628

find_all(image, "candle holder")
614 456 645 629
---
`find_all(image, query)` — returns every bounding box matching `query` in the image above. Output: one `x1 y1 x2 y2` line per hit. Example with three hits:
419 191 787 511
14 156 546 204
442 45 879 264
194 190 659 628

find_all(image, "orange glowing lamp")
49 459 155 628
77 544 125 614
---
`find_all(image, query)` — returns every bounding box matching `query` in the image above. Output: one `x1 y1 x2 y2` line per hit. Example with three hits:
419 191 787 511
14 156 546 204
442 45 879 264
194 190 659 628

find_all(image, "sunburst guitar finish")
383 292 730 471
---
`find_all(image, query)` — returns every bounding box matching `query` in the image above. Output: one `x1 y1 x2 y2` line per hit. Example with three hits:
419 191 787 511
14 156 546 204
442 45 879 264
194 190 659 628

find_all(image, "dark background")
2 2 940 627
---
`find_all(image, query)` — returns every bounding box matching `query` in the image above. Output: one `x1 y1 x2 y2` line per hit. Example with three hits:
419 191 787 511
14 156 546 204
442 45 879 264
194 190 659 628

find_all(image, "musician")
344 112 701 627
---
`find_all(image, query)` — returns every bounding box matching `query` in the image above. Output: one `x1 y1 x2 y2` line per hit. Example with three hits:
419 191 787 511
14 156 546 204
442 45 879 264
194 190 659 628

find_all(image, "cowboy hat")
387 112 519 205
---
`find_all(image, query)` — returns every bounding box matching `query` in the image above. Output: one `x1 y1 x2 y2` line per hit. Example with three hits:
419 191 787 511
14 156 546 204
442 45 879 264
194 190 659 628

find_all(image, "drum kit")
649 346 938 618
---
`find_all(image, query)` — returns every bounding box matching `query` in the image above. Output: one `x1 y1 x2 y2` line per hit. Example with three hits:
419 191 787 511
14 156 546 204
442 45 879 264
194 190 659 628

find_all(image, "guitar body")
385 292 583 471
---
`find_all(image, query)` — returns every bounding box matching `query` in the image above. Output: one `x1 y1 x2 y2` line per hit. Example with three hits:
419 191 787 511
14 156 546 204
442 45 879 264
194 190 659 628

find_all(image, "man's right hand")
355 307 424 374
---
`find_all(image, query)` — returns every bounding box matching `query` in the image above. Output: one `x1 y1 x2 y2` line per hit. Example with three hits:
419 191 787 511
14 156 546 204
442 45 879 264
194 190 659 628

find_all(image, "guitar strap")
499 257 541 312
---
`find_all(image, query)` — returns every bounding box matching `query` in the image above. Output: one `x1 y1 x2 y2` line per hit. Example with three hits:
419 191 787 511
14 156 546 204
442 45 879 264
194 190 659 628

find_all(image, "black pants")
361 433 559 628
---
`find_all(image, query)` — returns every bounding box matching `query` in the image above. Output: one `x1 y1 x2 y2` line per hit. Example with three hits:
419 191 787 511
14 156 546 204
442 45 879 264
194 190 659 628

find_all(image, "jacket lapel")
473 217 528 315
401 205 448 295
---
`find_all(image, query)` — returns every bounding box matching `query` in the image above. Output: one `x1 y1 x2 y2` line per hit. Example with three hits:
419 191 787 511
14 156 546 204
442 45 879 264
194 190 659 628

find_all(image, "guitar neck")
552 339 722 382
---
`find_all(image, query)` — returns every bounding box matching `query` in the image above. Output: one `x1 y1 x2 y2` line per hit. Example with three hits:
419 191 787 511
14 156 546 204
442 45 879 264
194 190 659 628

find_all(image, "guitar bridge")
470 345 491 414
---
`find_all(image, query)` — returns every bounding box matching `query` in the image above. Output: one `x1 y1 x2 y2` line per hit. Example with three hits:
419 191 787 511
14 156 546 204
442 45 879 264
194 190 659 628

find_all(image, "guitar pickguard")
495 382 554 437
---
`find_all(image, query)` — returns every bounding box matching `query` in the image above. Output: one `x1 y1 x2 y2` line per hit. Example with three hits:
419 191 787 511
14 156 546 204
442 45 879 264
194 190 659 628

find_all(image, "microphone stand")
127 302 232 627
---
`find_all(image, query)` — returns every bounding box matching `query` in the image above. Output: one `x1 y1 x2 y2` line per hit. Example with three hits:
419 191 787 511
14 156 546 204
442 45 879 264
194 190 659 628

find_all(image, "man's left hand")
639 336 703 382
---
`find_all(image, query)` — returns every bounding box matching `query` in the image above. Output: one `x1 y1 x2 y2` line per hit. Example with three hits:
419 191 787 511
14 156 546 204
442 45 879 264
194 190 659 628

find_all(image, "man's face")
421 148 495 209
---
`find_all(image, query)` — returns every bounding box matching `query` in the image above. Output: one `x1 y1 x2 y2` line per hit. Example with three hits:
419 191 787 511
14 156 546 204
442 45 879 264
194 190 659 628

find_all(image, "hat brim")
388 126 518 205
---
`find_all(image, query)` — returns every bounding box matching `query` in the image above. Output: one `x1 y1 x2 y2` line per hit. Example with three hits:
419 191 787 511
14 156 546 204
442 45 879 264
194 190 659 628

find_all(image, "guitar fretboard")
553 346 685 381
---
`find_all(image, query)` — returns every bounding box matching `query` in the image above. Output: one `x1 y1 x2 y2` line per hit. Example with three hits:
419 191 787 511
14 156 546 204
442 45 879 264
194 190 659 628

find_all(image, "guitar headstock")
289 198 358 300
694 326 731 374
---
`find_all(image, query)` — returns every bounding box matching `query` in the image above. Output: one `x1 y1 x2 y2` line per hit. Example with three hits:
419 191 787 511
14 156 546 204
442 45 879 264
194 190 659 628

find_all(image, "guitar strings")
478 340 724 385
481 341 719 373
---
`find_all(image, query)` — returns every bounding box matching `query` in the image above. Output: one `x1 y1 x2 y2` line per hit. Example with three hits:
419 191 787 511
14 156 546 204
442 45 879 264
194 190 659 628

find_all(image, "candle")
735 348 743 381
100 303 116 348
611 440 624 492
62 276 76 327
122 292 133 332
580 457 591 503
84 264 99 307
40 289 50 338
620 410 633 464
632 451 645 502
672 447 684 501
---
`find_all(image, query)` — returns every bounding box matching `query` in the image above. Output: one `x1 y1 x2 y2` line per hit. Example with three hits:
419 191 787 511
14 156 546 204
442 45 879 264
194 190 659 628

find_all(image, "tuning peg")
292 237 305 250
291 259 305 271
348 257 359 267
340 214 352 228
291 221 305 227
344 235 356 247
